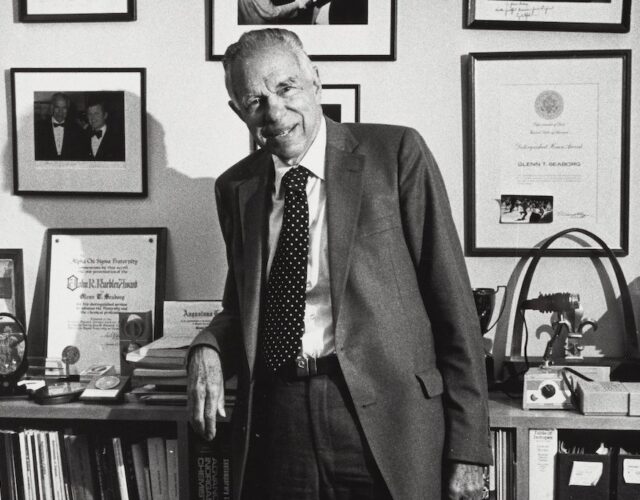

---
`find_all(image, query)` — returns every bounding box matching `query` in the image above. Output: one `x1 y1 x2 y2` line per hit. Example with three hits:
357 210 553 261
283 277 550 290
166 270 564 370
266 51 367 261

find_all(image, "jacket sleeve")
188 178 243 379
397 127 492 465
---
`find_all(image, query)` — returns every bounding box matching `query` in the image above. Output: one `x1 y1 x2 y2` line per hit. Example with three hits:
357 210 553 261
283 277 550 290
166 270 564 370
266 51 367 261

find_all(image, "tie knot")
282 166 309 193
91 130 103 139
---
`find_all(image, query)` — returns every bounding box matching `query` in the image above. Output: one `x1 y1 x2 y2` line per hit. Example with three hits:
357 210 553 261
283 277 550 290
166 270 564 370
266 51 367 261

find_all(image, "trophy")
472 286 507 388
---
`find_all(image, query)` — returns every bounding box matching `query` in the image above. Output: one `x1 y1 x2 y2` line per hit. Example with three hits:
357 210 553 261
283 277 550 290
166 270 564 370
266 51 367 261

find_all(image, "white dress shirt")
91 125 107 157
267 119 334 358
52 119 64 156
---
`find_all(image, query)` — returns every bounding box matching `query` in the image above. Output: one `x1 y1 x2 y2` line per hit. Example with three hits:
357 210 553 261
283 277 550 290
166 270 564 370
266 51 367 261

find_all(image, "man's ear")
228 100 243 120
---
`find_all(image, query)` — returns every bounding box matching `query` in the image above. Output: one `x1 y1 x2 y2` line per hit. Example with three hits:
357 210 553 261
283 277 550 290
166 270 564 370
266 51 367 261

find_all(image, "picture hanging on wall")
250 83 360 151
465 0 631 33
466 50 630 257
208 0 396 61
11 68 147 197
18 0 136 22
0 250 26 328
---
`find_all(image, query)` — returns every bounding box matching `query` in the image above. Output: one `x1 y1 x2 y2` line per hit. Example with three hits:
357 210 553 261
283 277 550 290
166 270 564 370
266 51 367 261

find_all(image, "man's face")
51 96 68 123
229 47 323 165
87 104 108 130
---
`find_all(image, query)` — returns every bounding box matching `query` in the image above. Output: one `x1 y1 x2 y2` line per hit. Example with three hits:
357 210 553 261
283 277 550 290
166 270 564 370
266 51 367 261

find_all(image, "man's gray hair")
222 28 306 72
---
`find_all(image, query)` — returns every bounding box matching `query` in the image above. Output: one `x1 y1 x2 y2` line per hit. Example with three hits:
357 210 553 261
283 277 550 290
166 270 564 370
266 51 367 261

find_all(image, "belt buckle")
295 355 318 377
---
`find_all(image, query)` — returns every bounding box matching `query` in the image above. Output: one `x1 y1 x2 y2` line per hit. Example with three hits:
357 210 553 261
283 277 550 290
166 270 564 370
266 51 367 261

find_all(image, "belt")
276 354 340 380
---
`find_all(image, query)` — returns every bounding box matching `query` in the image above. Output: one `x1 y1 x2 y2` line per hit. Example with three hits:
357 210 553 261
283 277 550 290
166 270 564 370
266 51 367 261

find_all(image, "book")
131 368 188 387
528 429 557 500
146 437 168 500
165 439 179 499
18 430 35 500
112 437 130 500
190 425 232 500
132 368 187 378
47 431 65 500
63 433 96 500
127 356 185 369
130 442 149 500
0 431 13 500
121 438 140 500
1 430 24 500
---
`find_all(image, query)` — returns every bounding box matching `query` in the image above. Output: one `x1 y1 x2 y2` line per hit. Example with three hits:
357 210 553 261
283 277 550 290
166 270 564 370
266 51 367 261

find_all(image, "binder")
615 454 640 500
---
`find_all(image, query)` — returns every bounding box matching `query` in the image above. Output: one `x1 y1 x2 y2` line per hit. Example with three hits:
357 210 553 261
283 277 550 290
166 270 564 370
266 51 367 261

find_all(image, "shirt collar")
51 118 64 126
272 118 326 199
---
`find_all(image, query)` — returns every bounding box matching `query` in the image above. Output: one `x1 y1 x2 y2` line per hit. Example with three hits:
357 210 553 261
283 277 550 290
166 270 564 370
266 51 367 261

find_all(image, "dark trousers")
244 369 392 500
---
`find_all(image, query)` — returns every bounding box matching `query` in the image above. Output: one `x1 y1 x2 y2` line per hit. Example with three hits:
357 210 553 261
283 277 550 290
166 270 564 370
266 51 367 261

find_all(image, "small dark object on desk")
32 381 86 405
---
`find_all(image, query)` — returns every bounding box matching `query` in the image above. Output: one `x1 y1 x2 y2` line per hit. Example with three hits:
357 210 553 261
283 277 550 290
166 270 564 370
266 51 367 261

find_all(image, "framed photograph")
250 83 360 151
465 0 631 33
44 228 166 374
466 50 630 256
0 250 26 327
11 68 147 196
208 0 396 61
19 0 136 23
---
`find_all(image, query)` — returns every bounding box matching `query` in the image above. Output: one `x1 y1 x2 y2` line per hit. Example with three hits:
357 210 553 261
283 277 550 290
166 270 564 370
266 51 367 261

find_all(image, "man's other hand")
187 346 226 441
445 462 485 500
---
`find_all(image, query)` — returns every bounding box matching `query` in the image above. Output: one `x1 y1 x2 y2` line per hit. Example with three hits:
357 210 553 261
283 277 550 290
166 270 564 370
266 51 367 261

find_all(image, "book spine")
0 431 12 500
146 437 168 500
121 439 140 500
18 431 34 500
190 435 219 500
47 431 64 500
129 443 148 500
111 437 130 500
165 439 179 499
528 429 557 500
7 431 24 500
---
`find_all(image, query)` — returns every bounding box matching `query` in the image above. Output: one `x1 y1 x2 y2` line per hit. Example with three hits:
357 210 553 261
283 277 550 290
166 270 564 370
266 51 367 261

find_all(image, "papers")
569 461 603 486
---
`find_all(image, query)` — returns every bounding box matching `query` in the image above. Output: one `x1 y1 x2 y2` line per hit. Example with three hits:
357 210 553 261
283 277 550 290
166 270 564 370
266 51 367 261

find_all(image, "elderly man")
188 28 491 500
34 92 84 161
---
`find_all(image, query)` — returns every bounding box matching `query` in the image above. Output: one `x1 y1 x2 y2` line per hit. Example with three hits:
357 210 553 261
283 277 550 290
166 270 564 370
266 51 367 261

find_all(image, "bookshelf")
489 393 640 499
0 398 230 500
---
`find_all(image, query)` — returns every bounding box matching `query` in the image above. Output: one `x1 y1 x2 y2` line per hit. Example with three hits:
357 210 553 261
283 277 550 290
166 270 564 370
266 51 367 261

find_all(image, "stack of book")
0 428 182 500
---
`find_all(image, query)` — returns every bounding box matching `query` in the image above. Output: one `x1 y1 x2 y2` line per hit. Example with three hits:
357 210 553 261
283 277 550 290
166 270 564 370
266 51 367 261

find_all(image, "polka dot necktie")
263 166 310 371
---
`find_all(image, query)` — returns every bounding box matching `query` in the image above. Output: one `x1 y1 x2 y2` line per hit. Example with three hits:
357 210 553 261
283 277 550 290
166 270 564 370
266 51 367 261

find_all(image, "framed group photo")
465 0 631 33
11 68 147 196
466 50 631 256
209 0 397 61
18 0 136 23
43 228 166 374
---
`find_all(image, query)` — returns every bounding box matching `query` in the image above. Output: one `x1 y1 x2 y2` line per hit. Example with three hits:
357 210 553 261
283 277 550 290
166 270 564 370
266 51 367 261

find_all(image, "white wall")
1 1 638 372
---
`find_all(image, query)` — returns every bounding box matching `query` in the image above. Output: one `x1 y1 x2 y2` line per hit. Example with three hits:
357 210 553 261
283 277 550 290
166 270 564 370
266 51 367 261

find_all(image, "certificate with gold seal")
44 228 166 373
467 51 630 256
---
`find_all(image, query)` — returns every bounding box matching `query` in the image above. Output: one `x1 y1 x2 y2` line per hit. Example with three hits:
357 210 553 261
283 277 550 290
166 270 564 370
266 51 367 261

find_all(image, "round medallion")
61 345 80 365
534 90 564 120
95 375 121 390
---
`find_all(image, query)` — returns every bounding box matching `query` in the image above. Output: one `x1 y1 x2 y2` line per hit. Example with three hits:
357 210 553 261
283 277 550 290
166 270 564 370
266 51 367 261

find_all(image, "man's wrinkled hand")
187 346 226 441
445 462 485 500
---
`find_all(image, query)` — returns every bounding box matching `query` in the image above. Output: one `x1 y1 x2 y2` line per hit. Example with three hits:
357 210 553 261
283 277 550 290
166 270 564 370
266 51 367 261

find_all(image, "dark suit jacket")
34 119 85 161
86 126 125 161
190 118 491 499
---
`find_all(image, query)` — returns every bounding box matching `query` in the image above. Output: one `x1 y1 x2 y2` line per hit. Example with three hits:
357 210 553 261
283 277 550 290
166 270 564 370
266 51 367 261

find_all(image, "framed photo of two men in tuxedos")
11 68 147 197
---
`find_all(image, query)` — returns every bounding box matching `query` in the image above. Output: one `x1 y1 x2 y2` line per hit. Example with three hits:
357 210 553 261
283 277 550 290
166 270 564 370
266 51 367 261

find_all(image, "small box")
615 454 640 500
555 453 611 500
576 380 628 416
80 375 130 402
623 383 640 416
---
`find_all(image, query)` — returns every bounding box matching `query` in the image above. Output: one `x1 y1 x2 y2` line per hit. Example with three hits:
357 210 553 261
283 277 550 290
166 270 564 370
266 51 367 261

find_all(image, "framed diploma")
465 0 631 33
208 0 396 61
467 51 630 256
44 228 167 374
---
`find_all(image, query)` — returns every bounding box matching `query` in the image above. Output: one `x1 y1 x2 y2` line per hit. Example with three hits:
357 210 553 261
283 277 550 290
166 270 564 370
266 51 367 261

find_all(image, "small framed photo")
466 50 631 256
465 0 631 33
11 68 147 197
208 0 396 61
19 0 136 23
43 228 167 374
0 250 26 328
251 83 360 151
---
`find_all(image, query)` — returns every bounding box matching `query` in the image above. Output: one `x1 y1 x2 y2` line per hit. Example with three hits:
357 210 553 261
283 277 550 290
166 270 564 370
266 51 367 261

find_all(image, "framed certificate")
18 0 136 23
466 51 630 256
465 0 631 33
208 0 396 61
43 228 166 373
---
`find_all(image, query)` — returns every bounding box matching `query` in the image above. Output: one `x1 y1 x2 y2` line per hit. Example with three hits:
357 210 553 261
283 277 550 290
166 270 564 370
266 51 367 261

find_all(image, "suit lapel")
238 151 272 376
325 120 364 325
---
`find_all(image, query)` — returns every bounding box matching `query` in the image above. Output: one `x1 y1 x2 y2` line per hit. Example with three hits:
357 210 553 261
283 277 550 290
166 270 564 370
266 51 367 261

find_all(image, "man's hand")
187 346 226 441
445 462 485 500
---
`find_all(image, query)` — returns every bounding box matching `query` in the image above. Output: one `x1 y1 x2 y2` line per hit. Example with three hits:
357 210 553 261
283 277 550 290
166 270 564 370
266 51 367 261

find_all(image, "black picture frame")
0 249 26 328
464 0 631 33
18 0 136 23
466 50 631 257
11 68 147 197
207 0 396 61
43 228 166 374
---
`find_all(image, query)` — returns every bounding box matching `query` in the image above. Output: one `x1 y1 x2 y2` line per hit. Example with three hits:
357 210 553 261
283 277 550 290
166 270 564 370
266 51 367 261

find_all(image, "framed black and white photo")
44 228 166 374
251 83 360 151
0 250 26 328
465 0 631 33
466 50 630 256
11 68 146 196
19 0 136 22
208 0 396 61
